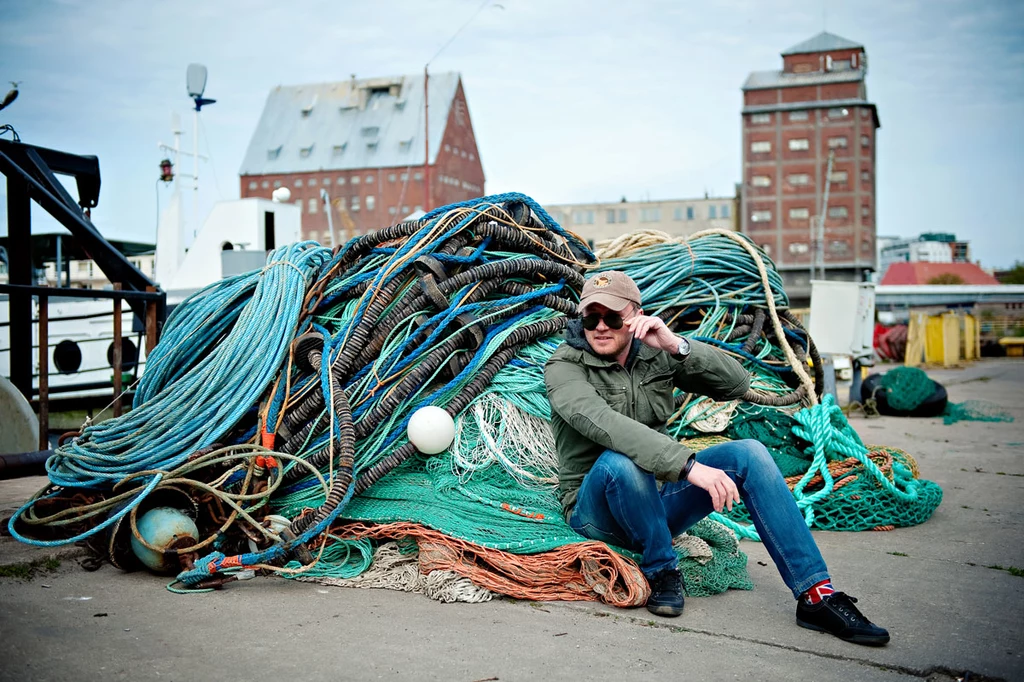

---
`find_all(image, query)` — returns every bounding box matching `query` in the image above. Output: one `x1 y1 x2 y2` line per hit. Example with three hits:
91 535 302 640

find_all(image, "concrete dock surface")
1 359 1022 681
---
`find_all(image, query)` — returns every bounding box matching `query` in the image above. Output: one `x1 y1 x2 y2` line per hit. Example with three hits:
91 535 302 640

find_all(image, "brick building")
740 32 880 298
239 72 484 242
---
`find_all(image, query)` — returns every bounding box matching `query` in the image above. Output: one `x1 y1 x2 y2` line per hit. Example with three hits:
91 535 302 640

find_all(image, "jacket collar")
565 318 658 368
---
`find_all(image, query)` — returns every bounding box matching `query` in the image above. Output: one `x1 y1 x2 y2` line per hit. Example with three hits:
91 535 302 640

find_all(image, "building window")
400 173 409 182
828 107 849 118
413 171 423 181
262 180 270 189
606 209 617 223
861 204 870 217
401 205 410 214
388 173 396 182
751 175 771 187
640 208 661 223
788 138 809 151
267 146 282 160
721 204 730 218
829 170 849 183
862 239 872 252
337 196 346 209
750 141 772 153
861 135 870 147
789 110 809 122
686 206 694 220
750 113 771 124
366 175 374 184
308 198 318 214
672 207 683 221
828 136 848 149
618 209 627 223
573 210 595 225
299 145 313 158
788 173 810 186
295 179 304 187
861 108 870 119
789 207 810 220
444 144 450 152
352 176 361 185
789 242 809 254
351 196 360 211
469 153 475 161
366 195 375 210
751 210 772 222
309 178 318 186
294 199 303 214
829 240 849 254
332 144 346 156
861 170 870 182
760 243 772 255
708 206 717 219
461 150 467 158
336 177 345 185
389 207 397 215
309 230 319 243
828 206 849 219
248 181 258 190
273 180 282 188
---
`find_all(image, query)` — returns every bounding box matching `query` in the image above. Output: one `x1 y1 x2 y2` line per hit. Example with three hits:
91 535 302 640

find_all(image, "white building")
543 196 738 247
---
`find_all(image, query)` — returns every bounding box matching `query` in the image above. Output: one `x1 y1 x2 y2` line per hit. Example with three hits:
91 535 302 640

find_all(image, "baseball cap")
578 271 642 314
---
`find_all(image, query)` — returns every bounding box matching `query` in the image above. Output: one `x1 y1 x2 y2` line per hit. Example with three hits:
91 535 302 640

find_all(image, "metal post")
37 293 49 450
55 235 62 287
423 65 431 212
193 107 199 238
145 285 160 355
7 174 33 401
112 283 123 417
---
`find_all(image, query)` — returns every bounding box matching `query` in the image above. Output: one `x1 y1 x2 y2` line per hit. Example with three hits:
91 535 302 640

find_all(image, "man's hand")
624 313 679 354
685 462 742 512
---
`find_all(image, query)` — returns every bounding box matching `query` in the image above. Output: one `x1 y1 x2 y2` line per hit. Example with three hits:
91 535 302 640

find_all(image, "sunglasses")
581 311 627 331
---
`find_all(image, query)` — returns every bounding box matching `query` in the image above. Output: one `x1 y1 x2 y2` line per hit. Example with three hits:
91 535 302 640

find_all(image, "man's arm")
544 358 693 482
625 313 750 401
670 339 750 401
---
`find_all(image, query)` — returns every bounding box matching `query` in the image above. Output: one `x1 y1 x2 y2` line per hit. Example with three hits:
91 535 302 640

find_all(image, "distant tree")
999 261 1024 284
928 273 966 285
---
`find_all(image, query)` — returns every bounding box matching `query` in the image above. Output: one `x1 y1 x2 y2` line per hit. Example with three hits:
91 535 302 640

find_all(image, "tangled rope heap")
9 195 944 603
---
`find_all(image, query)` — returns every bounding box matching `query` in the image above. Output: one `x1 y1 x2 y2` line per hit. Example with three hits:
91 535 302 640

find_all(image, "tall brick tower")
740 32 880 299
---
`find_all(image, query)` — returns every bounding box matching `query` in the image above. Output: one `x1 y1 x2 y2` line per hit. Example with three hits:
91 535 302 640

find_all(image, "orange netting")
333 521 650 607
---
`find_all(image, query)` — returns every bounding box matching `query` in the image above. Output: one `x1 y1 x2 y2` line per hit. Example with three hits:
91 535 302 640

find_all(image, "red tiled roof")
880 262 1000 285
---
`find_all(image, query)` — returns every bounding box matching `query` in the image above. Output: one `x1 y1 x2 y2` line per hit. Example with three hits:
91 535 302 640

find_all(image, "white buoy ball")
407 406 455 454
272 186 291 203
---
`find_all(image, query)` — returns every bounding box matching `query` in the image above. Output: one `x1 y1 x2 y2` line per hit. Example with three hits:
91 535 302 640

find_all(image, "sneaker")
796 592 890 646
646 567 684 617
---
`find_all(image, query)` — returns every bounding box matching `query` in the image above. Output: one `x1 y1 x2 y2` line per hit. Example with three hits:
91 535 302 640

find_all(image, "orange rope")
332 521 650 608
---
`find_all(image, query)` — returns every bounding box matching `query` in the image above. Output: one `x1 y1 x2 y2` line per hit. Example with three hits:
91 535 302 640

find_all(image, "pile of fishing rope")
7 197 943 603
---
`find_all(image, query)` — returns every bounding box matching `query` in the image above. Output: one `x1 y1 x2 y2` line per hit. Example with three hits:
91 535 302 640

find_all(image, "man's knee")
594 450 653 491
734 439 776 474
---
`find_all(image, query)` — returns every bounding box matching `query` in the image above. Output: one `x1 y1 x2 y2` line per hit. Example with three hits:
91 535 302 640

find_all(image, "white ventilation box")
808 280 876 358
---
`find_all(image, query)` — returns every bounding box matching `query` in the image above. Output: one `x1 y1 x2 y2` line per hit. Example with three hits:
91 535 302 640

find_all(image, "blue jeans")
568 439 830 599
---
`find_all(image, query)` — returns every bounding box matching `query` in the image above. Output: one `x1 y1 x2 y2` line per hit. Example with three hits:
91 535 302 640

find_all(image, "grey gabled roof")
782 31 863 56
742 67 864 90
239 72 461 176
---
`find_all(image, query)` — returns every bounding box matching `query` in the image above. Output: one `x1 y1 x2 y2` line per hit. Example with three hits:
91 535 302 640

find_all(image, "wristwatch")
675 336 691 358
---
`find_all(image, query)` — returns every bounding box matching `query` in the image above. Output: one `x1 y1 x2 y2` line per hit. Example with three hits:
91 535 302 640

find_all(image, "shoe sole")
796 617 890 646
647 604 683 618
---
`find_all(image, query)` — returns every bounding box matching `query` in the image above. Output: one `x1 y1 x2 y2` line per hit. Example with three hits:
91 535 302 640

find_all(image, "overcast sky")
1 0 1022 267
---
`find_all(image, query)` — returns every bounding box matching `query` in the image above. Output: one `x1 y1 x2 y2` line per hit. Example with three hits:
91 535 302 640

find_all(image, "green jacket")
544 320 751 516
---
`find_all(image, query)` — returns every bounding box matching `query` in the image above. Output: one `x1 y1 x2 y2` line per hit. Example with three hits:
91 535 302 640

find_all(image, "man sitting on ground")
543 270 889 646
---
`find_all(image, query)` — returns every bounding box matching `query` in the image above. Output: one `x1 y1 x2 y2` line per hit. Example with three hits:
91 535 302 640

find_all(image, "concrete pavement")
1 359 1022 681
